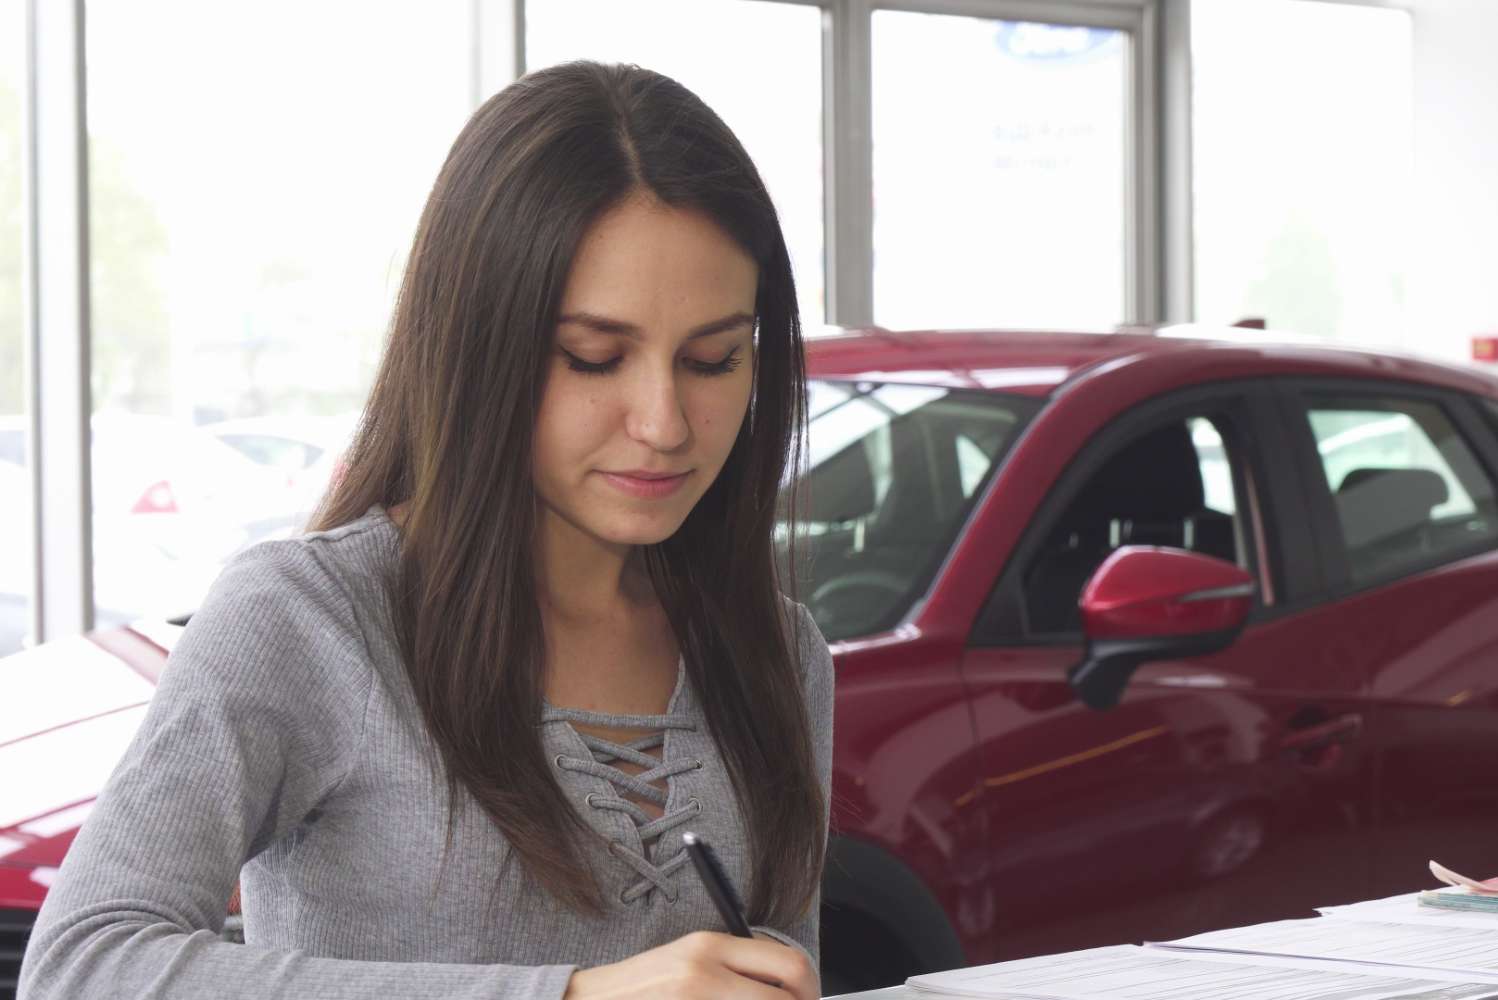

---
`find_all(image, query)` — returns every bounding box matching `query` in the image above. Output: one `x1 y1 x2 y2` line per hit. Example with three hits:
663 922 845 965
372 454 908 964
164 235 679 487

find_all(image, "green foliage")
0 77 171 417
0 78 20 416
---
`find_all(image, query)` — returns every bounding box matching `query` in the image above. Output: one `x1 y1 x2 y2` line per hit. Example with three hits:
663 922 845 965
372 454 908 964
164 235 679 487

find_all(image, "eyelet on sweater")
554 754 568 769
688 797 702 814
585 793 600 808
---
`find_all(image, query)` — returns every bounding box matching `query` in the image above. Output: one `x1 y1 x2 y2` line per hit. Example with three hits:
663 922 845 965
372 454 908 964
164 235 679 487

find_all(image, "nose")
623 363 690 452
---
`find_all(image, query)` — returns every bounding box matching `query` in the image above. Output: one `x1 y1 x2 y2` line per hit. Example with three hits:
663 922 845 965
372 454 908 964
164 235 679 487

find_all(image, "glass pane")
873 13 1129 330
1307 400 1498 584
784 381 1033 641
85 0 474 627
1193 0 1413 348
1 1 27 655
1191 416 1235 515
525 0 825 328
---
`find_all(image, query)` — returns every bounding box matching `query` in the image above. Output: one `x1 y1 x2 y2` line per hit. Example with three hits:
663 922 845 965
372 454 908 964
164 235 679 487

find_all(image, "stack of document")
1421 861 1498 915
907 884 1498 999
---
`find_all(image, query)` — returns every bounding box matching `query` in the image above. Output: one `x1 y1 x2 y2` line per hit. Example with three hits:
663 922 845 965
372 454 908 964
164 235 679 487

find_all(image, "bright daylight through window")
873 12 1128 331
83 0 474 631
526 0 825 329
1193 0 1413 347
1 1 27 655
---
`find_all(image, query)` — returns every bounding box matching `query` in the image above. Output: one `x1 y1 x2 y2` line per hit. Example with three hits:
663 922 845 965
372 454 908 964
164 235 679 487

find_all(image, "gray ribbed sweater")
18 506 833 999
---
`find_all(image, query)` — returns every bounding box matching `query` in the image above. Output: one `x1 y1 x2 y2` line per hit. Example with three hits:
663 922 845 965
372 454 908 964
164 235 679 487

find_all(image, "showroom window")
1 0 26 655
1304 396 1498 586
1192 0 1414 348
871 11 1129 331
525 0 826 329
84 0 476 628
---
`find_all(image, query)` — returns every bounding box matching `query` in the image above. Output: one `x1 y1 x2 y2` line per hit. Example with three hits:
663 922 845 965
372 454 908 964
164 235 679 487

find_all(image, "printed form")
1319 892 1498 931
1151 917 1498 979
906 944 1498 999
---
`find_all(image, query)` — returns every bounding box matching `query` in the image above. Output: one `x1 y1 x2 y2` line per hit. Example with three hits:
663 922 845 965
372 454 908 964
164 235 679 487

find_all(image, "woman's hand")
562 931 819 1000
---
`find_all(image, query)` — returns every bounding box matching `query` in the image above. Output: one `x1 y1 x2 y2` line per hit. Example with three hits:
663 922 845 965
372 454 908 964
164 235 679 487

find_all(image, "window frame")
1276 378 1498 600
971 379 1292 647
1480 397 1498 442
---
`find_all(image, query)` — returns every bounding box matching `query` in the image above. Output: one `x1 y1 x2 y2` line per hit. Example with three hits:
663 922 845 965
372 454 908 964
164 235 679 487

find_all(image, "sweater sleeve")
750 599 835 976
17 540 576 1000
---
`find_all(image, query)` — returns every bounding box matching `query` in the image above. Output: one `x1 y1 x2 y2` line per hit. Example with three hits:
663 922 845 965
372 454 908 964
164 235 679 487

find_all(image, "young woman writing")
19 60 831 1000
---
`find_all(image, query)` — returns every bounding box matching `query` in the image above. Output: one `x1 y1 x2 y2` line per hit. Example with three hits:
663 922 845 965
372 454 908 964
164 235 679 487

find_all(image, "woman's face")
533 193 758 551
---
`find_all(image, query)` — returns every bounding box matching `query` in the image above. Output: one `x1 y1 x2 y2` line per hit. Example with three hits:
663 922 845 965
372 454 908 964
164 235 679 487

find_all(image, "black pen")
682 831 753 938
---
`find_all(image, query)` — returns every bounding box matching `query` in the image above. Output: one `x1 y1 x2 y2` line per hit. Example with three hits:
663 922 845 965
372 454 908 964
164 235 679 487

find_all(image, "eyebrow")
556 310 755 341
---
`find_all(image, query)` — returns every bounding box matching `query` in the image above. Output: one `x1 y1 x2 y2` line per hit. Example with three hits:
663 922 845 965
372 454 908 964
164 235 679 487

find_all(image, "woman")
19 61 831 1000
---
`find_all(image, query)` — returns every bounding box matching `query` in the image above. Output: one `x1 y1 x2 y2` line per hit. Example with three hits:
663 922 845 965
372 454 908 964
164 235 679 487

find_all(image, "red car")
5 327 1498 997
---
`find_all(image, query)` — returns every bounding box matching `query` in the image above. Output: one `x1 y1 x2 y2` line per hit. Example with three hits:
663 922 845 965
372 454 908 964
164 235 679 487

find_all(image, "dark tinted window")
780 381 1035 642
1022 415 1250 635
1304 396 1498 585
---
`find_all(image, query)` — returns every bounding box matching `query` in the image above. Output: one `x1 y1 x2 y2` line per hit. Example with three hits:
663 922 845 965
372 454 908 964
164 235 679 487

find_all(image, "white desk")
826 988 920 999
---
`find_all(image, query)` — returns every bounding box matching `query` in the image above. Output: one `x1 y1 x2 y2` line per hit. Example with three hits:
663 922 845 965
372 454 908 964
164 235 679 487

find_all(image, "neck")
534 507 657 627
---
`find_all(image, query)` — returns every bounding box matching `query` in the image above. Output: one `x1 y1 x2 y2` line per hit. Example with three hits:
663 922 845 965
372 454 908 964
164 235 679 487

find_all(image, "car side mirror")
1067 546 1255 711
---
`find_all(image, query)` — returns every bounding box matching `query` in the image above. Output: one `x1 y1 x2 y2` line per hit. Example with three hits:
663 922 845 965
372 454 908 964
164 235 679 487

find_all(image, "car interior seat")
1024 422 1239 634
1333 466 1449 577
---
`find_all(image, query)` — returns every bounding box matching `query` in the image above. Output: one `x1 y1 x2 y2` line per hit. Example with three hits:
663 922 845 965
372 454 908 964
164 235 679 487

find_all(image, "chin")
587 507 691 547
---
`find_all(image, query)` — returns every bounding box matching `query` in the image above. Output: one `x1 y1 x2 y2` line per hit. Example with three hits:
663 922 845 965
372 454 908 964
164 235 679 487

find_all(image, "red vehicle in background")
5 326 1498 997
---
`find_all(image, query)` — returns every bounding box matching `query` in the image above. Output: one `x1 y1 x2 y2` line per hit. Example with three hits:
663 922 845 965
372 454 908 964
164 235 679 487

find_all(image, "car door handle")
1280 713 1363 754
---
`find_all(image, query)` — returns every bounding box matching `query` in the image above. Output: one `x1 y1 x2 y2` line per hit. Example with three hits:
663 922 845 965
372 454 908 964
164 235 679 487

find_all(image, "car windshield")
778 380 1038 642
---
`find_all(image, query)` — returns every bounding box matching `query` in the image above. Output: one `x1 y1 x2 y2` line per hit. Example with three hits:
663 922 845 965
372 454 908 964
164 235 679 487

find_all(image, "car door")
961 382 1377 961
1277 381 1498 899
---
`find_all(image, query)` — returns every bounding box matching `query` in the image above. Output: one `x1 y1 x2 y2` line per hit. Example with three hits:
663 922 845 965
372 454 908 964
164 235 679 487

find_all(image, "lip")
608 469 689 480
599 470 691 499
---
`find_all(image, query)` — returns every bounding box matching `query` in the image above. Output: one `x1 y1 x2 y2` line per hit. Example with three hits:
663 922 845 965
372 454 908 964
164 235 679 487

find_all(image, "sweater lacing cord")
545 709 703 904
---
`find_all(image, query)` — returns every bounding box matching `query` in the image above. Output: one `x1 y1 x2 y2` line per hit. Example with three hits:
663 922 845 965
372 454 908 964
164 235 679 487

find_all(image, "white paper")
1152 917 1498 979
1319 891 1498 931
906 944 1498 1000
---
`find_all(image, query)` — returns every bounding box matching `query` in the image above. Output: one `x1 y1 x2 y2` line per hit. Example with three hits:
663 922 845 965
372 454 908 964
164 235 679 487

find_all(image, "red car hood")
0 624 177 907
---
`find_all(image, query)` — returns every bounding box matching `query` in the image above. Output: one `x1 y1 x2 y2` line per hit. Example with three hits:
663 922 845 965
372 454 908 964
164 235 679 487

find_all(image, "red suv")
5 327 1498 997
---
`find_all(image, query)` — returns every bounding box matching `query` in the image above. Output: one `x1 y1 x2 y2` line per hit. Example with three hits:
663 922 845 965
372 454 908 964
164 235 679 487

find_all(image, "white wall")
1408 0 1498 366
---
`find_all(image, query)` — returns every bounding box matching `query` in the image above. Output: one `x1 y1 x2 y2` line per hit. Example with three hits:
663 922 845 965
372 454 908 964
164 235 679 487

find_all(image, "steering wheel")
810 570 909 628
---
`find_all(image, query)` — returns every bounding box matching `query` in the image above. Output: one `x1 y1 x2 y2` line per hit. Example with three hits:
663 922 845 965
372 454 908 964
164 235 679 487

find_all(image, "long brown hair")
310 61 820 924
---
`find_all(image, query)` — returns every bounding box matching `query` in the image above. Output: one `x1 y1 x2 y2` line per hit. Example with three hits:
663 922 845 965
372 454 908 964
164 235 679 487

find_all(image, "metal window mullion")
1159 0 1193 323
823 0 874 328
23 0 93 644
1130 1 1158 323
477 0 524 98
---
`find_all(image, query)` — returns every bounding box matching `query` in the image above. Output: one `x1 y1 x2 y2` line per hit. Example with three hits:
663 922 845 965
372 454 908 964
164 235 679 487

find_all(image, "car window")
1303 396 1498 585
780 381 1035 641
0 425 23 467
217 433 323 471
1021 414 1251 635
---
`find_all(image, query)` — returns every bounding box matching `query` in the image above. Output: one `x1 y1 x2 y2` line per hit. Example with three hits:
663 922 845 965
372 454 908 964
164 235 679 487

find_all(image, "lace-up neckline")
545 704 703 903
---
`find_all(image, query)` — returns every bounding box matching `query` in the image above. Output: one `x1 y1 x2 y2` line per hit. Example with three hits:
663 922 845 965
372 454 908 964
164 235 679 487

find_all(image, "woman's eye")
562 352 621 376
560 347 744 378
690 347 744 377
